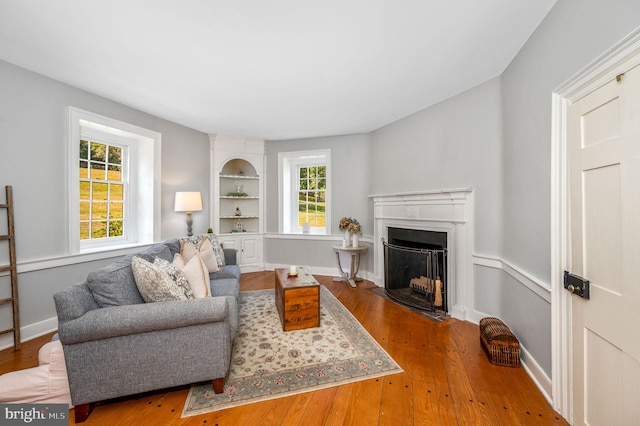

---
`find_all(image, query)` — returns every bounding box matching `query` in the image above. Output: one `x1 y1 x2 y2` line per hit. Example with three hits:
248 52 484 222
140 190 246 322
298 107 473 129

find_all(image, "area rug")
182 286 402 417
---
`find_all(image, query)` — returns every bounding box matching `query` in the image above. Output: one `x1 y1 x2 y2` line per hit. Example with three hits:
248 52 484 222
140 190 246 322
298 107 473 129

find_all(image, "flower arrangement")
339 217 362 235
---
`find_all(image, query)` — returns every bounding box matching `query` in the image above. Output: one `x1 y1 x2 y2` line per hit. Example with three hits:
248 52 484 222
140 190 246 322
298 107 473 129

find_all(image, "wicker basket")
479 317 520 367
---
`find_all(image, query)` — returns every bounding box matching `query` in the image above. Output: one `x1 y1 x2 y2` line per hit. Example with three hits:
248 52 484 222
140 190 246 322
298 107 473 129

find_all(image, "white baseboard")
521 343 553 404
0 316 58 351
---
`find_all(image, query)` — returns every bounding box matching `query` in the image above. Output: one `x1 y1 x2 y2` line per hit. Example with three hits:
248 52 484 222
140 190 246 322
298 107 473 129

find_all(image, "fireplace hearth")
383 227 447 315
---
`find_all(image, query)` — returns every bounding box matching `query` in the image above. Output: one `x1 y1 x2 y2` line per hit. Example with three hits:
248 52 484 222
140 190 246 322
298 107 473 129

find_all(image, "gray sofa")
53 238 240 423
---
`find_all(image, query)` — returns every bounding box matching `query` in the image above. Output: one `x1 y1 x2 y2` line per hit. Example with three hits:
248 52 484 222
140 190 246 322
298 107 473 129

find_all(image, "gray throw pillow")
87 257 144 307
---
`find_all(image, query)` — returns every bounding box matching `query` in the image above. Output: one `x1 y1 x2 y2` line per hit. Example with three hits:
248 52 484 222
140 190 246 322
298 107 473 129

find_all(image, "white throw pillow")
131 257 187 303
196 238 220 272
173 253 210 298
173 252 187 269
180 237 220 272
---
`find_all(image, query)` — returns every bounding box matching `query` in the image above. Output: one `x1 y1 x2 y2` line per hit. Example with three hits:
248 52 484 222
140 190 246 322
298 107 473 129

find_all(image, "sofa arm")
58 297 229 345
223 248 237 265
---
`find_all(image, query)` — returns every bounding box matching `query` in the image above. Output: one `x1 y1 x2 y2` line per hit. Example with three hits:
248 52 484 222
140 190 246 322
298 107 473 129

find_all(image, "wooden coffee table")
274 267 320 331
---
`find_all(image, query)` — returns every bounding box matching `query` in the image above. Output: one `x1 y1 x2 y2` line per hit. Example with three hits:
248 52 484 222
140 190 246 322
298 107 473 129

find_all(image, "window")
297 165 326 229
279 149 331 234
79 139 126 240
68 108 161 253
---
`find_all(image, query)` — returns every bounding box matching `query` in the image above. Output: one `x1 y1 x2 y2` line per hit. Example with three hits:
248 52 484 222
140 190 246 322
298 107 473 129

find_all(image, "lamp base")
186 212 193 237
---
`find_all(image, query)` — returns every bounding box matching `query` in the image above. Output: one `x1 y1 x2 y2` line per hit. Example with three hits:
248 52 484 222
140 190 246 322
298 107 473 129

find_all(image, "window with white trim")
68 107 161 253
279 149 331 234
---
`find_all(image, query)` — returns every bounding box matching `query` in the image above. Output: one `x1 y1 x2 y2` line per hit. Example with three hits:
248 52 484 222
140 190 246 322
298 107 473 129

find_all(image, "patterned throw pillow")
208 233 226 267
173 253 211 298
131 257 187 303
153 257 194 299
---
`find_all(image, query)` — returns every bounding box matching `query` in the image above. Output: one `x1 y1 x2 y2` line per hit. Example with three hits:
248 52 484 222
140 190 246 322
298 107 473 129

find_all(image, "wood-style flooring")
0 272 568 425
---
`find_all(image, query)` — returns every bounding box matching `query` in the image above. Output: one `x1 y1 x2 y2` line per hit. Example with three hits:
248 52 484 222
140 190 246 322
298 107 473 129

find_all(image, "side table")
332 245 368 288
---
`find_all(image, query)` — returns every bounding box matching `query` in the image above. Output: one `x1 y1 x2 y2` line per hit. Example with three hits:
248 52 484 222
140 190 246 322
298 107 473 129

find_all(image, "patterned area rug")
182 286 402 417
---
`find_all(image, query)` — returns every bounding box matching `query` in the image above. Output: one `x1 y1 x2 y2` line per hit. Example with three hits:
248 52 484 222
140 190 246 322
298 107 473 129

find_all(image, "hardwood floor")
0 272 568 425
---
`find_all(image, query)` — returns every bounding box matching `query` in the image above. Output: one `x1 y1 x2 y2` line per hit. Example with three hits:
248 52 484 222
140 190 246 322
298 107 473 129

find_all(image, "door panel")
583 164 622 294
581 97 620 147
585 330 622 425
568 64 640 425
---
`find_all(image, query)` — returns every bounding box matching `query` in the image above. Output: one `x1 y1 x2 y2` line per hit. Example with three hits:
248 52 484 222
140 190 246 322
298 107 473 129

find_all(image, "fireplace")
370 189 474 321
383 228 447 314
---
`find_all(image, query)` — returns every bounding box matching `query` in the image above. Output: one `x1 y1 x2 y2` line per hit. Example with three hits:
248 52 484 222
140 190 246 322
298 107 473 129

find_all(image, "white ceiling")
0 0 556 140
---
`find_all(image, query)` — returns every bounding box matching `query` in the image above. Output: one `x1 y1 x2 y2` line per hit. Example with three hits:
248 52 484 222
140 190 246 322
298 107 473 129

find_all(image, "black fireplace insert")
382 227 447 314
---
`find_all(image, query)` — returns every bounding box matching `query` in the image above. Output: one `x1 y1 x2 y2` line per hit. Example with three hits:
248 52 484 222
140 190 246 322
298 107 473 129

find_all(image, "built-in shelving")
210 134 265 271
218 160 260 234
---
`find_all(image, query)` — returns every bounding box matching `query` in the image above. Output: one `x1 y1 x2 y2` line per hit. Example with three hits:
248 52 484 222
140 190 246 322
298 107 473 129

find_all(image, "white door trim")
551 26 640 422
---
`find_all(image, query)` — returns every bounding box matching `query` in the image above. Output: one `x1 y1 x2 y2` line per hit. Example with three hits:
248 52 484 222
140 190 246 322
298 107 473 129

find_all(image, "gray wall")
370 77 503 255
0 60 210 331
501 0 640 282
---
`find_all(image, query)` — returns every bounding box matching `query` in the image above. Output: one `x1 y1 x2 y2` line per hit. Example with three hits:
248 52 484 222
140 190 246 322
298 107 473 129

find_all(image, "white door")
567 64 640 425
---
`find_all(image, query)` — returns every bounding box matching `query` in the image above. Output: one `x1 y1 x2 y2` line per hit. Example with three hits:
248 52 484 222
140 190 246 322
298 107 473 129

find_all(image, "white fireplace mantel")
369 188 474 321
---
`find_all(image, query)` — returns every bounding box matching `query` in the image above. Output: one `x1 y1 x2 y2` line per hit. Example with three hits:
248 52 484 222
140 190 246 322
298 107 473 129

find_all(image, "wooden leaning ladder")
0 186 20 350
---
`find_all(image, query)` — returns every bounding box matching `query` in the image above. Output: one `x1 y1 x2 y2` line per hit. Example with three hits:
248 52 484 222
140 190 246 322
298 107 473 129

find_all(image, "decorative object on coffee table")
332 245 367 287
182 286 402 417
275 267 320 331
479 317 520 367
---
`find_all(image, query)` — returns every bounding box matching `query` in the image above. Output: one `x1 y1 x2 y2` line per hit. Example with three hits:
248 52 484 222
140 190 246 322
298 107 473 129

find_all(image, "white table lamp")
175 192 202 236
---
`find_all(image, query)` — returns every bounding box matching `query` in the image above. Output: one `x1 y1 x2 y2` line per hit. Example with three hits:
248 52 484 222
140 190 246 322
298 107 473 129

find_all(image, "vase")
343 230 350 247
352 234 359 247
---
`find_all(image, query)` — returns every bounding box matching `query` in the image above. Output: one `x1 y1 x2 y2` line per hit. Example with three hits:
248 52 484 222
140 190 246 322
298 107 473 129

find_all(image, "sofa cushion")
132 257 187 303
87 258 144 307
209 264 241 281
162 238 181 257
210 277 240 298
173 253 210 298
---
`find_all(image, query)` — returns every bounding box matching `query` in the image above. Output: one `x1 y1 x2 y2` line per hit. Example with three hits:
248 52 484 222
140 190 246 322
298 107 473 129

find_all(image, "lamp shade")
174 192 202 212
